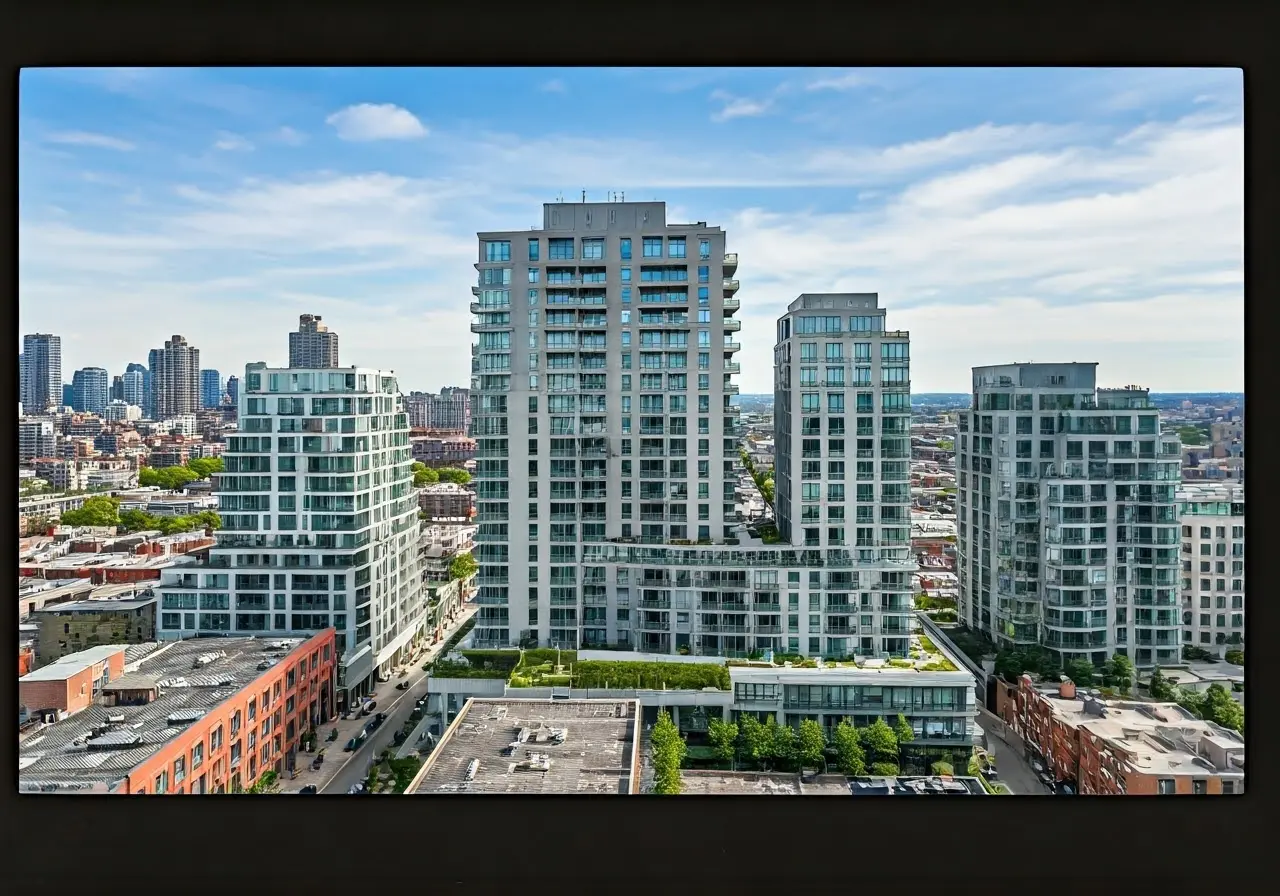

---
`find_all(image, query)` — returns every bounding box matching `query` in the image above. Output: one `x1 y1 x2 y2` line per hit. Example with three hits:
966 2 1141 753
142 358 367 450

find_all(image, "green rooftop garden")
427 646 732 690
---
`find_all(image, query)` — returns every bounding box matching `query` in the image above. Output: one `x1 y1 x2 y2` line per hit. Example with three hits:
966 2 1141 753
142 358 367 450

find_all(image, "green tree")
191 510 222 531
437 467 471 485
1224 649 1244 666
869 762 900 776
797 719 827 771
118 508 155 532
931 760 955 776
859 718 899 768
737 714 769 768
1148 668 1177 701
59 496 121 528
707 718 738 768
893 714 914 750
448 552 478 582
411 462 440 488
767 718 796 770
1106 654 1135 695
1197 683 1244 734
650 710 686 795
831 721 866 776
186 457 224 479
1064 657 1096 688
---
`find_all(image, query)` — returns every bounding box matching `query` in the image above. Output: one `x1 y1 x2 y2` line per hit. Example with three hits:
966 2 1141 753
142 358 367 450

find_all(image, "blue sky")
19 66 1243 394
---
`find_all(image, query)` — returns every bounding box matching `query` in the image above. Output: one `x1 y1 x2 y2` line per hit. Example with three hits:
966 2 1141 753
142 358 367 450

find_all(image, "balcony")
723 278 740 294
724 362 741 374
723 253 738 274
723 384 739 395
723 341 742 353
723 319 742 333
471 302 510 314
752 602 782 613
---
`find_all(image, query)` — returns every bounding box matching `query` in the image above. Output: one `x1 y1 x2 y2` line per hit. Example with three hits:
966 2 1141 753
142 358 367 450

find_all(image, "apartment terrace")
680 770 851 795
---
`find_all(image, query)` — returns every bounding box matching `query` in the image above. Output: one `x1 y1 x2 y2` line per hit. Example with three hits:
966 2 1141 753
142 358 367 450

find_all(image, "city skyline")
19 66 1243 393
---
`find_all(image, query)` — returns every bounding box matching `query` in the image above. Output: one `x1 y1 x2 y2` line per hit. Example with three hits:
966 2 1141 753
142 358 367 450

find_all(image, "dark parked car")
298 785 318 795
344 732 367 752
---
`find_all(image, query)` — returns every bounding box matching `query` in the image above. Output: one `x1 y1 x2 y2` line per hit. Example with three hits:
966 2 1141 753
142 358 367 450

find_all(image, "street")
985 733 1051 796
284 605 475 795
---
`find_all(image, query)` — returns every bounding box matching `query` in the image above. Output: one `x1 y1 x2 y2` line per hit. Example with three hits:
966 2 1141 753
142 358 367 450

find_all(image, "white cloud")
272 126 307 145
806 71 871 92
45 131 135 151
540 78 567 93
709 89 773 123
325 103 428 141
213 132 253 152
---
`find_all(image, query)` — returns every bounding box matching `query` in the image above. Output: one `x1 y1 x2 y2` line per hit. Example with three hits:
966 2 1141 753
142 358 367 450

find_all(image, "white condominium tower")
470 202 916 659
772 294 917 658
1177 482 1245 657
957 364 1183 670
471 200 742 651
156 365 424 709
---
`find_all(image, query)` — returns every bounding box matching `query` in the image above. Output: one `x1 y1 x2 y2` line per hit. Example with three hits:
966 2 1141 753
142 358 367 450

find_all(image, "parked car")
396 682 410 691
344 732 367 752
298 785 318 795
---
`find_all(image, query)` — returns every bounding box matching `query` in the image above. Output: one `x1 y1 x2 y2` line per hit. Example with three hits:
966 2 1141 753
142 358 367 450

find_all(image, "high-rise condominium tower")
200 369 223 409
148 335 200 419
1176 483 1244 657
155 365 424 708
71 367 109 415
289 314 340 368
123 363 150 418
957 364 1182 669
21 333 62 413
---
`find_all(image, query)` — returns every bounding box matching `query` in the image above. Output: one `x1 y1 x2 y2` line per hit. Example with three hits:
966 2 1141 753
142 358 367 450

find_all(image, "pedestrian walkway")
285 605 476 793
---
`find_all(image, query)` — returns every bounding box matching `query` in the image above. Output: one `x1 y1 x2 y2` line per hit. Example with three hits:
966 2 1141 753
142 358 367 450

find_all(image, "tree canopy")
411 462 470 487
707 718 738 767
797 719 827 770
58 496 121 528
859 718 901 768
447 552 478 582
650 710 686 795
138 460 223 490
1063 657 1096 688
831 721 867 776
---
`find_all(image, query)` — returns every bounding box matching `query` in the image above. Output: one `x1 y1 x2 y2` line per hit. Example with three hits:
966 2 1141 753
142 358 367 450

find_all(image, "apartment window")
527 238 539 261
154 770 169 794
642 237 663 258
485 241 511 262
528 267 540 283
1157 779 1176 795
582 238 604 260
698 265 709 283
668 237 686 258
699 239 710 259
548 238 574 260
620 238 632 259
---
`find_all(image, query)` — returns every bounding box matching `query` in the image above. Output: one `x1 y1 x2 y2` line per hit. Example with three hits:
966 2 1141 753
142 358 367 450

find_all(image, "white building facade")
156 365 426 708
957 364 1183 669
1178 483 1244 656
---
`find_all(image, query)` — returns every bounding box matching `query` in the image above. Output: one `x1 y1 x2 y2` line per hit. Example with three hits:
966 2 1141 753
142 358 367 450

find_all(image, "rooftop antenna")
582 190 586 203
621 191 625 202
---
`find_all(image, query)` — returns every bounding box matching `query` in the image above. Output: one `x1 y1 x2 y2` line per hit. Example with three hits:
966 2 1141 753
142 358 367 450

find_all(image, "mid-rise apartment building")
405 387 471 432
19 419 57 463
957 364 1183 669
21 333 62 413
1177 483 1244 656
288 313 340 368
155 365 425 709
71 367 109 415
148 335 200 419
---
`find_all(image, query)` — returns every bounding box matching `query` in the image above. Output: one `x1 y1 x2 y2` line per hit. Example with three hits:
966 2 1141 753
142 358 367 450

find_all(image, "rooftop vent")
167 709 204 726
465 759 480 782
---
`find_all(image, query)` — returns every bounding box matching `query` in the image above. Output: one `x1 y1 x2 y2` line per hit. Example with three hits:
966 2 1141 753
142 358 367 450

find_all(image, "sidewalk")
286 605 475 793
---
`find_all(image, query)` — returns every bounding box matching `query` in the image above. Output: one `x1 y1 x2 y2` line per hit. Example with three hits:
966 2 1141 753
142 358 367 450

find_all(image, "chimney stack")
1059 678 1077 699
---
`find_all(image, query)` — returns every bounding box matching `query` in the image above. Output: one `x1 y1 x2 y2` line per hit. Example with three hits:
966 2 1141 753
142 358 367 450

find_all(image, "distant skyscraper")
62 384 74 409
200 369 223 409
71 367 109 414
288 314 340 368
148 335 200 419
18 353 25 407
21 333 62 413
404 388 470 432
122 365 148 417
225 375 240 408
110 375 125 402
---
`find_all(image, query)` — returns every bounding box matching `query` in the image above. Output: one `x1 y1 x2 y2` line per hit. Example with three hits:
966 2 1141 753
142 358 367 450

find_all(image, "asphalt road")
318 606 475 794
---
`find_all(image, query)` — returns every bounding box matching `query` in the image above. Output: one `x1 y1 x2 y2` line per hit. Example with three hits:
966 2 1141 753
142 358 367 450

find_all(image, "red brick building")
19 631 337 794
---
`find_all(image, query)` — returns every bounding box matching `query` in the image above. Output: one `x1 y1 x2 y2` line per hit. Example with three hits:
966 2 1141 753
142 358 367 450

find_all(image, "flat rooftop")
19 635 314 793
21 644 126 681
31 596 157 614
409 699 640 795
680 770 851 795
849 776 987 796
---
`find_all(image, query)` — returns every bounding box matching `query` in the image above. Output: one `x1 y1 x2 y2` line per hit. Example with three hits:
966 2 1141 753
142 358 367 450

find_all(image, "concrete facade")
34 596 158 666
957 366 1183 668
1177 483 1244 656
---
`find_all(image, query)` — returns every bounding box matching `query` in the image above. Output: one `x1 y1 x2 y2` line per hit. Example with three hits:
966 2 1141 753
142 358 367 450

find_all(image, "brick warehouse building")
19 630 336 794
